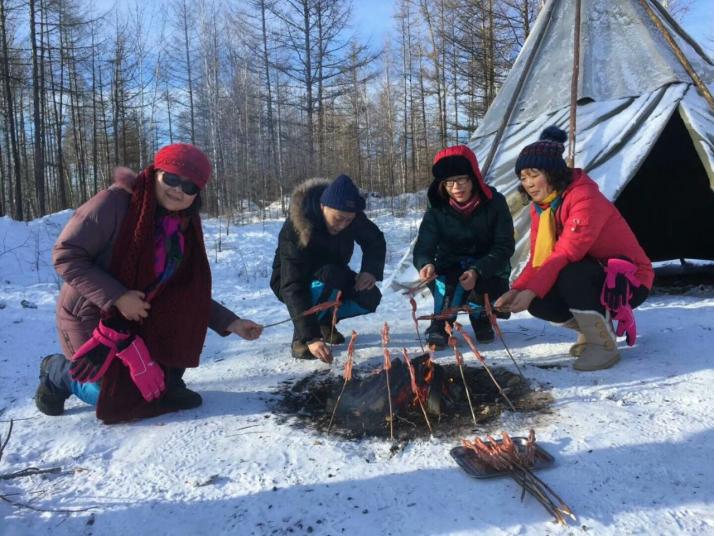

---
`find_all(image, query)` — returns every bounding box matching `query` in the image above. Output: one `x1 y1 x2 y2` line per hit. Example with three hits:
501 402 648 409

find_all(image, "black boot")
160 369 202 410
291 340 317 360
425 320 448 351
470 312 495 343
319 323 345 344
35 354 71 416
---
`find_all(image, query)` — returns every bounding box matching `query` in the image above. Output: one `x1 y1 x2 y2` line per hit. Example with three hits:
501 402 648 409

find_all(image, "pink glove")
600 258 641 347
70 320 132 383
115 336 166 401
613 306 637 346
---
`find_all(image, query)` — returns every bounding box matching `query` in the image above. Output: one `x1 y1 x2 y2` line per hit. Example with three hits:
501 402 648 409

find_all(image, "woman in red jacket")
495 127 653 371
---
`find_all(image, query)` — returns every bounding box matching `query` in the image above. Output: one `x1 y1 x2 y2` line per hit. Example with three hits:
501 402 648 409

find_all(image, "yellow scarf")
532 191 560 267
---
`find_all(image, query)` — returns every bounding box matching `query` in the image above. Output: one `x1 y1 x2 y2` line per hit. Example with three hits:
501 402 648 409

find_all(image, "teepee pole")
567 0 581 167
638 0 714 112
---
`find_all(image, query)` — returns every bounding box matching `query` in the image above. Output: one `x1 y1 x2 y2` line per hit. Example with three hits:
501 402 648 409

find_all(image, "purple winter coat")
53 184 238 359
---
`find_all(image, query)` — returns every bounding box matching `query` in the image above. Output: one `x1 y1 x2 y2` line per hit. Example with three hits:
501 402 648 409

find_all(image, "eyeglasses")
160 172 199 195
444 177 471 189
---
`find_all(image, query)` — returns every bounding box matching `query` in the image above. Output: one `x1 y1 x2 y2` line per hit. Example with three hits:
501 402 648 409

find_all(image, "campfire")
275 351 548 440
275 292 550 440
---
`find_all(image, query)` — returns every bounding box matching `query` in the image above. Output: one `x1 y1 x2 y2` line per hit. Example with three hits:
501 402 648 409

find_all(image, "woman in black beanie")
495 126 653 371
413 145 515 349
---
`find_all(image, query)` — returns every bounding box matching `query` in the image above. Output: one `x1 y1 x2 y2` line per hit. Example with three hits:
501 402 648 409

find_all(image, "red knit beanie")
154 143 212 189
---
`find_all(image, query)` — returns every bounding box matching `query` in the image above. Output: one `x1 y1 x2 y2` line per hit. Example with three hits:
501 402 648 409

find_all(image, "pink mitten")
600 258 642 346
70 320 132 382
613 306 637 346
115 336 166 401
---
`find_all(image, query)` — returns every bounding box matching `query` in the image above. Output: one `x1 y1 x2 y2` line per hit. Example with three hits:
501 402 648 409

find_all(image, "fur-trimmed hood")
289 178 331 248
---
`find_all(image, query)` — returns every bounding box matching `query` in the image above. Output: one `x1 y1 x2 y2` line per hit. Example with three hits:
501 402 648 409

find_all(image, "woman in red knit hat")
35 143 263 423
495 127 653 371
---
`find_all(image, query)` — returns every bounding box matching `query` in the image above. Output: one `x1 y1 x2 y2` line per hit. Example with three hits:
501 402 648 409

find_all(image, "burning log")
328 329 357 432
402 349 433 434
445 323 477 426
461 430 575 525
454 322 516 412
381 322 395 441
484 293 525 379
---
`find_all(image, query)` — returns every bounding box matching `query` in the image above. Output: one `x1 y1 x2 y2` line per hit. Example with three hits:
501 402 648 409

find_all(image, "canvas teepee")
389 0 714 290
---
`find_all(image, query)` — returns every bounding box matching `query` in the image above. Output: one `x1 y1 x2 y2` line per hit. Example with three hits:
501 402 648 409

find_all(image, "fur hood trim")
289 178 331 248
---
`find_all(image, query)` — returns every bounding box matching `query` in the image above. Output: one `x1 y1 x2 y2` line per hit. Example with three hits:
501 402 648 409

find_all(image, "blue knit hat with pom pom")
514 126 568 177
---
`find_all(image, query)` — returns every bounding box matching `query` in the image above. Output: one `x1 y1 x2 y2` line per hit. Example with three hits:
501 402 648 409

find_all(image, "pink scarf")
449 194 481 217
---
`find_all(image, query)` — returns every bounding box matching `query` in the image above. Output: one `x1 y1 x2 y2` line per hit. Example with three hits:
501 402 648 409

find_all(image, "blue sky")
352 0 714 55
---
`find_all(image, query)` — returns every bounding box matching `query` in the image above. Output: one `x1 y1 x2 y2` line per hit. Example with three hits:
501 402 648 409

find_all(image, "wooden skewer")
381 322 395 441
401 349 432 434
455 322 516 412
445 323 478 426
327 329 356 432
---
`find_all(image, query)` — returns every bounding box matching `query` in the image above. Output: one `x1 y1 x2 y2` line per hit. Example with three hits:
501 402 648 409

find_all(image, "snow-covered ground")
1 206 713 536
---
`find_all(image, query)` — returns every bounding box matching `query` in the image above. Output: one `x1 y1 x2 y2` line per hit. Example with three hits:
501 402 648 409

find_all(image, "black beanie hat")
432 155 474 180
515 126 568 177
319 174 366 212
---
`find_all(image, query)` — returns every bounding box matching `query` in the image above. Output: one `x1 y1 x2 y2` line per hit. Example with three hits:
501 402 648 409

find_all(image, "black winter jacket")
271 178 386 341
413 173 514 281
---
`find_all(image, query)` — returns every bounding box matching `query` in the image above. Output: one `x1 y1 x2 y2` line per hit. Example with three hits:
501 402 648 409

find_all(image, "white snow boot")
569 310 621 371
558 317 587 357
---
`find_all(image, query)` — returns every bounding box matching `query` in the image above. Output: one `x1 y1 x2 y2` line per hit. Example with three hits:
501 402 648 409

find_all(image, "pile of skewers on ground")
461 430 576 525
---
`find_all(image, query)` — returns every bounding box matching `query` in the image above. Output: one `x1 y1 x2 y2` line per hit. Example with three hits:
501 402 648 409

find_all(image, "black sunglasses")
160 172 200 195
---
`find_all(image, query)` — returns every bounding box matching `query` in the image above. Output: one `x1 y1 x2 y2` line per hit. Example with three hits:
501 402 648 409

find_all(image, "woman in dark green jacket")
414 145 515 349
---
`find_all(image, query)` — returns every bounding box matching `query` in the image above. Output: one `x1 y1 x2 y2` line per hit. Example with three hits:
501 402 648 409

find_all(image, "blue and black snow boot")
35 354 71 416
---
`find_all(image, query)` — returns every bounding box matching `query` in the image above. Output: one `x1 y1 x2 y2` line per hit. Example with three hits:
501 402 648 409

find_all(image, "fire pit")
274 353 551 440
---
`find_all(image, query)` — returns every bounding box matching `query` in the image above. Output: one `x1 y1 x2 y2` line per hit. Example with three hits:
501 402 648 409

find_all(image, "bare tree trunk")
1 0 24 219
259 0 282 213
30 0 46 215
90 24 98 193
181 0 196 144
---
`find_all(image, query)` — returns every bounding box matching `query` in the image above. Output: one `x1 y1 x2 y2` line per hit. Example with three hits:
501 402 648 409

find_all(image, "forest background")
0 0 711 221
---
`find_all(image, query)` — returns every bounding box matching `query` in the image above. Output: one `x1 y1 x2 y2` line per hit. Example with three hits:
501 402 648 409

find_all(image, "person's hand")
355 272 376 291
419 264 436 281
459 269 478 291
115 290 150 321
508 289 537 313
494 289 518 310
228 318 263 340
307 339 333 364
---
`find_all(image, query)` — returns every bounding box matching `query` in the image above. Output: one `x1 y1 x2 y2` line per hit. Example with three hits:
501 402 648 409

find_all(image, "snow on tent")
391 0 714 288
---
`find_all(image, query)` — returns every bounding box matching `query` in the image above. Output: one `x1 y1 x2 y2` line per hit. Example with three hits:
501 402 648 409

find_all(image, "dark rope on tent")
567 0 581 167
638 0 714 112
480 0 558 179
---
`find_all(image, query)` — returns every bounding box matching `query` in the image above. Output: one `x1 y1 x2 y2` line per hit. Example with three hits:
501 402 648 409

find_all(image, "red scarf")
97 166 212 424
449 194 481 217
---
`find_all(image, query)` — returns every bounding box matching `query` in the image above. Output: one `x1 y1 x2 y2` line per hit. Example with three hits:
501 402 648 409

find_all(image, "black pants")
528 258 649 323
